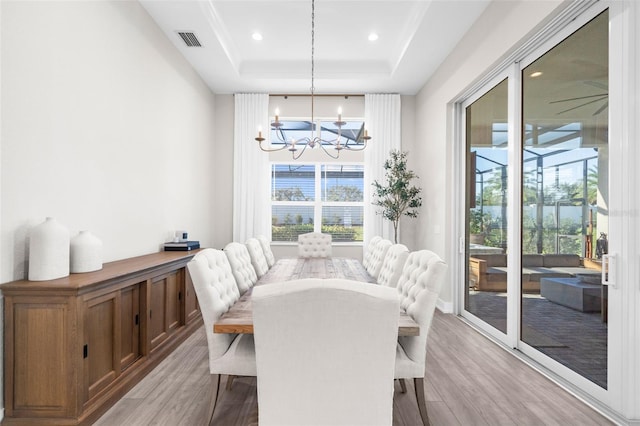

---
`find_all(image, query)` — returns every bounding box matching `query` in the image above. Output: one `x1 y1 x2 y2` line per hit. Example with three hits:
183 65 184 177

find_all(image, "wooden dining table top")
214 257 420 336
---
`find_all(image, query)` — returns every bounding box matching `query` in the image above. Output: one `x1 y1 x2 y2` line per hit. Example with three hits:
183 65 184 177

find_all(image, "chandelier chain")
311 0 315 124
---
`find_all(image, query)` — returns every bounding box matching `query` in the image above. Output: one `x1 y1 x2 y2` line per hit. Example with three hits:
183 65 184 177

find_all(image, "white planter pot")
70 230 103 273
29 217 70 281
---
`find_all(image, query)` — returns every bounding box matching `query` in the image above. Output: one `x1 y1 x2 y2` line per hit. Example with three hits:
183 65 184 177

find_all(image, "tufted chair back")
365 238 392 278
224 242 258 294
245 238 270 278
395 250 447 377
377 244 410 288
362 236 382 270
256 235 276 267
188 249 257 424
253 278 399 425
297 232 332 258
187 249 241 368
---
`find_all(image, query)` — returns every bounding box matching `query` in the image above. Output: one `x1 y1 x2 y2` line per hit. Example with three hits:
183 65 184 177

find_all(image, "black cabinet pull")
135 314 139 325
83 344 88 359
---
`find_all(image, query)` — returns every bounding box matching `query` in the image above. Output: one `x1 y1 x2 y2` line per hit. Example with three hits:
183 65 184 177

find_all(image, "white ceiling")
140 0 491 95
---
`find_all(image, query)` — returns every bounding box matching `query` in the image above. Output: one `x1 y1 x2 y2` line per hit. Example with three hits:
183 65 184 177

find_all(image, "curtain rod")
269 94 364 98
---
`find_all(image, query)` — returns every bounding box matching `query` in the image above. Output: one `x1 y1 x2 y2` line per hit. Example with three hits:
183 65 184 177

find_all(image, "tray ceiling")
140 0 490 95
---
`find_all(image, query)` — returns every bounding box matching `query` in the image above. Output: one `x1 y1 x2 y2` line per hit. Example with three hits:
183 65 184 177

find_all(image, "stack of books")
164 240 200 251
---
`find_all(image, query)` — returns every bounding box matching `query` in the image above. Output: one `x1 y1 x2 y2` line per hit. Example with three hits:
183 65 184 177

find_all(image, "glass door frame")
458 71 517 348
454 0 626 415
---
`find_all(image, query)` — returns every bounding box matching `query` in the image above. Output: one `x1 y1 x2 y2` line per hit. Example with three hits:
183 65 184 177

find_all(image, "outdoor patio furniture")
469 253 601 292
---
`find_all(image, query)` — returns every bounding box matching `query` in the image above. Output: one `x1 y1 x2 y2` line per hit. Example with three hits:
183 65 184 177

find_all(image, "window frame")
270 161 365 245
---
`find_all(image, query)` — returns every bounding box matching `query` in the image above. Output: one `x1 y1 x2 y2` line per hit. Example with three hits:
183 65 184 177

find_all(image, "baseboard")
437 298 453 313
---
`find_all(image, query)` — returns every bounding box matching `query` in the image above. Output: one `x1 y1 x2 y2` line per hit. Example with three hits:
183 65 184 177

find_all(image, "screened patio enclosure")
472 137 604 259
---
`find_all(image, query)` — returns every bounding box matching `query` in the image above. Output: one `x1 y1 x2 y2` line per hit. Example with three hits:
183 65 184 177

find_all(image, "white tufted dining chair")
362 236 383 271
253 278 399 426
365 238 392 279
186 249 256 425
245 237 270 278
394 250 447 426
377 244 409 288
223 242 258 294
297 232 332 258
256 235 276 267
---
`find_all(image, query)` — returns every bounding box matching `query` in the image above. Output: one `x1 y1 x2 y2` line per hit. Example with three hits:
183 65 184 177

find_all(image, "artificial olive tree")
372 150 422 243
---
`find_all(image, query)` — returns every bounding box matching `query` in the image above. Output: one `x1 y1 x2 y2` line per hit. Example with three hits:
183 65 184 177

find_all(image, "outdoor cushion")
524 267 573 281
542 254 581 267
522 254 544 267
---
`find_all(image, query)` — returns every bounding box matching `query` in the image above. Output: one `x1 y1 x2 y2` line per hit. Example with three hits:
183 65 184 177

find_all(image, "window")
271 163 364 242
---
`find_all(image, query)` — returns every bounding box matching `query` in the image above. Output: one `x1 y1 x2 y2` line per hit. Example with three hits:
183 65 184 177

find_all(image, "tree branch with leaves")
372 150 422 243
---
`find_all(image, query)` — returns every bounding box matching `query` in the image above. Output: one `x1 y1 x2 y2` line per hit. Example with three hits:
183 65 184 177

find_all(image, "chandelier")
254 0 371 159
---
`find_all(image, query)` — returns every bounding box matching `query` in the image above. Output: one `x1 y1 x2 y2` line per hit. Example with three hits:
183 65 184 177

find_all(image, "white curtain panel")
364 93 401 246
233 93 271 242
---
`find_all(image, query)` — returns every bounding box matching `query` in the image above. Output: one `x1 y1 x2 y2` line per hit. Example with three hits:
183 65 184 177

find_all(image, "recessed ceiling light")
252 32 263 41
368 33 379 42
530 71 543 77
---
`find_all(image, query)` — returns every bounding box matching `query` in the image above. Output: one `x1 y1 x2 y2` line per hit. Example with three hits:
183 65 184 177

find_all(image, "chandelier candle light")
254 0 371 159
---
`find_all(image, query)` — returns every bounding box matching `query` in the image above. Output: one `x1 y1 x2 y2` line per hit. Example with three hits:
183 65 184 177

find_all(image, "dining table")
214 257 420 336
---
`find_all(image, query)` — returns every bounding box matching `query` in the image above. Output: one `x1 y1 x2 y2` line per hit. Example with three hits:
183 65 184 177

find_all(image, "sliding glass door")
462 7 610 394
520 9 608 389
465 79 509 334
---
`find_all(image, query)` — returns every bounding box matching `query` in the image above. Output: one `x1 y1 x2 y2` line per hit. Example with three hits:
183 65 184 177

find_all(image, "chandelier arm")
317 141 341 159
317 134 369 151
256 139 292 153
344 142 367 151
291 140 312 160
275 127 288 143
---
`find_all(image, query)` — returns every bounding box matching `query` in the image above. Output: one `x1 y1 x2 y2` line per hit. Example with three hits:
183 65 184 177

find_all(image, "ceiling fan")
550 80 608 116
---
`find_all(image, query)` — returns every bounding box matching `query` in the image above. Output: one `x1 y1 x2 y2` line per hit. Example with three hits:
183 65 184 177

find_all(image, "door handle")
602 253 616 288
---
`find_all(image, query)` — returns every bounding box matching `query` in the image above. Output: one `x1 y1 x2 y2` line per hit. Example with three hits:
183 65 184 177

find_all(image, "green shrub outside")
320 225 358 242
271 224 314 241
272 224 361 242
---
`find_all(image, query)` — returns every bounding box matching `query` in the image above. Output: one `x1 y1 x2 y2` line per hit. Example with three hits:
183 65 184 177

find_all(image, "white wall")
1 0 217 283
413 0 566 306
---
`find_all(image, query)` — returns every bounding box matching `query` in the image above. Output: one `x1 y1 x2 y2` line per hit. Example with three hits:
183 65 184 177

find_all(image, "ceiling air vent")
177 32 202 47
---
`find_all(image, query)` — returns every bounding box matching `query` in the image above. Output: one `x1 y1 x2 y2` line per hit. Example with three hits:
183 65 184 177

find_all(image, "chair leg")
226 375 236 391
398 378 407 393
206 374 222 425
414 378 430 426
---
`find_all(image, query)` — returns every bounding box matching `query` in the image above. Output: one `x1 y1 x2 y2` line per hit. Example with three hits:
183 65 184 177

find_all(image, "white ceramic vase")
70 230 103 273
29 217 70 281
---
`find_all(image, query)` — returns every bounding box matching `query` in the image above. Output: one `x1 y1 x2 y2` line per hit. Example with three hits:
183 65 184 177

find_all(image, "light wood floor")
95 311 614 425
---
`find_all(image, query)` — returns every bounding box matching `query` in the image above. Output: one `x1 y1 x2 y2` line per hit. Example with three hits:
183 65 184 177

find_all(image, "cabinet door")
149 270 182 351
85 292 118 401
120 283 141 371
8 298 75 418
185 269 200 324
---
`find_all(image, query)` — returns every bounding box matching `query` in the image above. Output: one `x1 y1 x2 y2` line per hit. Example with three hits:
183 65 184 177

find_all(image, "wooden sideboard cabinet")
1 250 202 425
